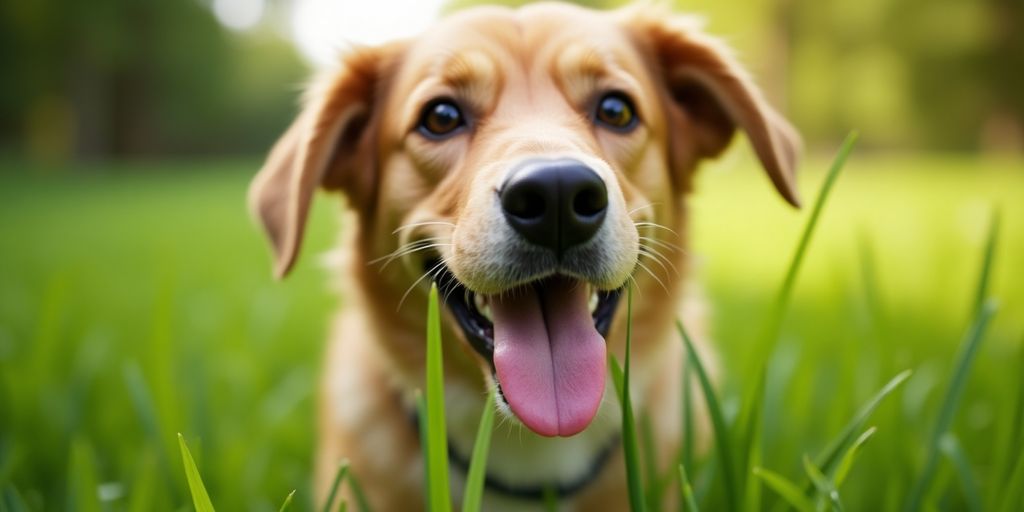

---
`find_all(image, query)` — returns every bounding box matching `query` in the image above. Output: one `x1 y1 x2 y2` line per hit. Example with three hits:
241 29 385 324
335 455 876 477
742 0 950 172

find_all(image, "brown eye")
595 93 638 131
418 100 465 138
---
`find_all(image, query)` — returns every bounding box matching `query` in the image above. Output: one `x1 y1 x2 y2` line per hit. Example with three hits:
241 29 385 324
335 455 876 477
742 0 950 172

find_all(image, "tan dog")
250 2 799 510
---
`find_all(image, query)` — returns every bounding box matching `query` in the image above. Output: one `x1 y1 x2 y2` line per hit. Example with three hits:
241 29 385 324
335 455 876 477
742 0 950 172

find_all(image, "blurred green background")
0 0 1022 510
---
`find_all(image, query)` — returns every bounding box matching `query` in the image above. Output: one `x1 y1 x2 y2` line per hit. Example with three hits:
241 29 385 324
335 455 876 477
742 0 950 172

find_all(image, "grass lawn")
0 150 1022 511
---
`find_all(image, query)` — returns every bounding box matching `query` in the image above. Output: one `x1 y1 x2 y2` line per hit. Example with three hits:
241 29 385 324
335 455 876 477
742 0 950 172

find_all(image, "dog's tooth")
589 290 599 313
481 303 493 322
474 293 486 312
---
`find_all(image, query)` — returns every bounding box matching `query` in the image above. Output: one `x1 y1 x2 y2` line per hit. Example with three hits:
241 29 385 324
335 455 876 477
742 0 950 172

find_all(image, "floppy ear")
248 44 400 278
623 9 802 207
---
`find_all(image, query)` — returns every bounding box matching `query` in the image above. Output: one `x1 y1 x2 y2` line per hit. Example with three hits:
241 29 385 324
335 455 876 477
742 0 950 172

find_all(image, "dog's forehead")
396 5 641 90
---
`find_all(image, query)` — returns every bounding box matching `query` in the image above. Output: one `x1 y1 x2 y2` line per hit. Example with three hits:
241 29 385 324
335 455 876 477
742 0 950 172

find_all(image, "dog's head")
250 3 799 438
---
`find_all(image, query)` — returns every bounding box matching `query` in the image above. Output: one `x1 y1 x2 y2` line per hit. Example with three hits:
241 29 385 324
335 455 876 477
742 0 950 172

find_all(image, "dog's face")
250 3 799 438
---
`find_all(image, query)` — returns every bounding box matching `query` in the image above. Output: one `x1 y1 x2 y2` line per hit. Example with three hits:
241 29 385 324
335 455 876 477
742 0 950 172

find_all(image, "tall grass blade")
814 370 911 478
739 132 858 504
803 455 844 512
322 459 349 512
278 490 296 512
461 390 496 512
425 283 452 512
832 427 876 488
177 433 215 512
741 369 766 512
988 337 1024 509
755 130 859 365
939 433 982 512
754 468 815 512
346 470 373 512
775 132 857 313
904 300 998 512
972 208 1000 315
678 464 699 512
416 391 431 511
127 448 161 512
123 362 175 490
641 413 660 510
998 449 1024 512
543 486 558 512
677 319 736 512
615 285 647 512
68 438 102 512
2 484 31 512
682 358 695 476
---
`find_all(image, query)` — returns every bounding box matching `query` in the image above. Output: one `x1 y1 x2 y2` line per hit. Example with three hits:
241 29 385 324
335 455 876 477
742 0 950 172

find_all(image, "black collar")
409 407 620 501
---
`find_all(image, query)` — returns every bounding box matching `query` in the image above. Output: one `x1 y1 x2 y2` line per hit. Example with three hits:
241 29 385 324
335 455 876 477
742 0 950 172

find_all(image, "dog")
249 2 800 510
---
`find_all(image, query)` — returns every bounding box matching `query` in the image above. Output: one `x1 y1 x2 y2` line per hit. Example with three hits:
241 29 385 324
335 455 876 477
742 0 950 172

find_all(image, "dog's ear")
622 9 802 207
249 44 402 278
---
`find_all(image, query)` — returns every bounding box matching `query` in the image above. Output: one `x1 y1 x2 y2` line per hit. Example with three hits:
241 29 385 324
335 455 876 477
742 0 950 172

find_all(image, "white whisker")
391 221 456 235
397 258 449 311
627 203 659 217
639 246 677 277
635 259 669 294
638 235 684 254
633 221 680 239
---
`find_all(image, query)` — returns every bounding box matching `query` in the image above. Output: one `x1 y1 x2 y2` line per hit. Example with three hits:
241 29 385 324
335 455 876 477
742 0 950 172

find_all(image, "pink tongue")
491 278 606 437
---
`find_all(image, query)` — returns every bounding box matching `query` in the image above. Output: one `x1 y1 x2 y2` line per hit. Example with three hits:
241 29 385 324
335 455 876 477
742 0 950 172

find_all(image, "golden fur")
250 3 800 510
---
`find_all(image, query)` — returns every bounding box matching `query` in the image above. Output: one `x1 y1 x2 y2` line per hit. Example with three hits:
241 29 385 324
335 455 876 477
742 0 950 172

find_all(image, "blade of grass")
322 459 349 512
424 283 452 512
68 438 102 512
123 362 176 490
988 336 1024 509
678 464 699 512
832 427 876 488
177 433 215 512
753 131 860 366
814 370 912 478
127 448 161 512
741 369 766 512
543 486 558 512
738 132 858 504
971 208 1000 315
904 300 998 512
939 433 982 512
677 319 736 512
278 490 296 512
682 357 695 476
803 455 844 512
346 470 373 512
641 413 660 510
997 448 1024 512
461 390 496 512
2 484 31 512
753 468 814 512
614 285 647 512
416 391 431 511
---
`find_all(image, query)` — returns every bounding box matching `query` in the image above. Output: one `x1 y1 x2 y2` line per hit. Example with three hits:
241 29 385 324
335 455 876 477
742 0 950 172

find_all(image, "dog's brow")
439 51 500 110
556 43 611 102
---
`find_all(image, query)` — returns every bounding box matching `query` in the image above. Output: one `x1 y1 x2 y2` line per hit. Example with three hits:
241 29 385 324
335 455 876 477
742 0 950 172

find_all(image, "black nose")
500 159 608 256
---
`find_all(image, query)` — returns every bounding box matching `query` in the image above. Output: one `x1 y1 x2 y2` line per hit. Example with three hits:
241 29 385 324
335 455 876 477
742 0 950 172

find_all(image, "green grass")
0 148 1022 510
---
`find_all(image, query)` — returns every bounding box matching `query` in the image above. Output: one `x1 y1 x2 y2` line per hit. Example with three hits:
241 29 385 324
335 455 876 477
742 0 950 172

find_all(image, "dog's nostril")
573 186 607 217
503 186 546 220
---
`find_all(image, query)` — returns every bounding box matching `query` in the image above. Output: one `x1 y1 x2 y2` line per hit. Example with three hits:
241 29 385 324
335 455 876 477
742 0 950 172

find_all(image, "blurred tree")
0 0 306 163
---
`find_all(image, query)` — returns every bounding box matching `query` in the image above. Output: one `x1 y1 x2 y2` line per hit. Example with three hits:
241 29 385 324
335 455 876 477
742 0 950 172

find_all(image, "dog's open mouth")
429 261 622 437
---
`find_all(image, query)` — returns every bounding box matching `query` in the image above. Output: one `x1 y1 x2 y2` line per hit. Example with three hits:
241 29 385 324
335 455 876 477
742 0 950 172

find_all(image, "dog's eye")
418 100 465 138
595 93 638 131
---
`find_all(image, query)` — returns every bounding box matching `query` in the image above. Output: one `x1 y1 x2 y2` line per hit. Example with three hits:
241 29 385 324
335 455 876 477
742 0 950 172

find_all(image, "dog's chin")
426 259 623 437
